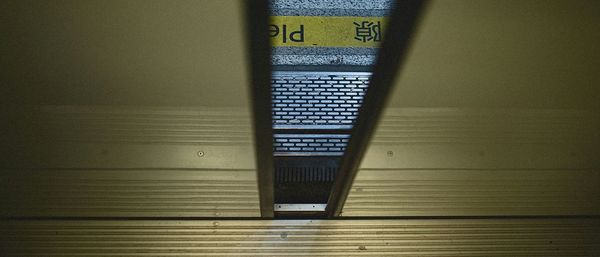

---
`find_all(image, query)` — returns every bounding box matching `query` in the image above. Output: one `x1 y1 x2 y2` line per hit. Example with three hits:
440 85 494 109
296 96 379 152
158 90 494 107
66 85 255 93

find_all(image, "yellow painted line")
270 16 387 48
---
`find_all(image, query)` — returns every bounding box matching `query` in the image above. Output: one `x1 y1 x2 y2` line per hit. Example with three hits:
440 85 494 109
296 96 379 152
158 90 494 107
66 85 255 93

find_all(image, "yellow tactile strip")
270 16 387 47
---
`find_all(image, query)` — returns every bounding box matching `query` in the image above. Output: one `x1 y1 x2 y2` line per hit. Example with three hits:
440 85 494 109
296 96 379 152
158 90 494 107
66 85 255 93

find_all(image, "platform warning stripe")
270 16 387 48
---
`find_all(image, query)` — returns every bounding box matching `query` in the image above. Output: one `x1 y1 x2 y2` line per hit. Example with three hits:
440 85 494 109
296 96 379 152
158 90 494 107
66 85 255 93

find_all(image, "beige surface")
1 0 250 107
344 168 599 216
0 169 259 218
2 219 599 256
388 0 599 109
345 108 600 216
8 106 256 169
1 105 260 217
346 0 600 217
1 1 260 217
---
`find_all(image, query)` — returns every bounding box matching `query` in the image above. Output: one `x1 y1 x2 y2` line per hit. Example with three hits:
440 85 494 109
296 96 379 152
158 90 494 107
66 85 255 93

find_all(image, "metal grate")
273 134 349 156
275 166 337 183
272 71 369 129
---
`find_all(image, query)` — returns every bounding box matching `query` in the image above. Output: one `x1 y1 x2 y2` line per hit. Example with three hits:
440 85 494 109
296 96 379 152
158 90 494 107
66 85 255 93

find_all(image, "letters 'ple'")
269 24 304 43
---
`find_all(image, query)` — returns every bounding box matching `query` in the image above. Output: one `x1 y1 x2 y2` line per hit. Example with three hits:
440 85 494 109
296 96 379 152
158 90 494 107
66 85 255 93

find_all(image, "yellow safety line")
270 16 387 47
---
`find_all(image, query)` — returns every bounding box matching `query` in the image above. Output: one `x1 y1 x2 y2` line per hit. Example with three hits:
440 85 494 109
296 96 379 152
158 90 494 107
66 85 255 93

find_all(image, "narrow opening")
268 0 393 216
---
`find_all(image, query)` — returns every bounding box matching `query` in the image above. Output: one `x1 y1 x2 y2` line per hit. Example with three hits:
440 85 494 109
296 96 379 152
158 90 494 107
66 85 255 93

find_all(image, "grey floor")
270 0 391 66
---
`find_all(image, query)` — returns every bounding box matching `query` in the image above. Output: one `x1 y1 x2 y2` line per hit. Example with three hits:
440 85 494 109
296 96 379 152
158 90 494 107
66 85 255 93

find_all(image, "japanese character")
354 21 381 42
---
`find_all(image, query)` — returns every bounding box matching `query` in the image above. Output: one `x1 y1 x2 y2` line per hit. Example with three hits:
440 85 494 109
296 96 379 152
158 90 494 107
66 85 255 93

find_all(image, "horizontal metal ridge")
37 105 253 145
272 71 372 77
1 219 598 256
372 108 599 144
359 108 599 170
343 169 600 217
0 169 260 218
4 105 258 169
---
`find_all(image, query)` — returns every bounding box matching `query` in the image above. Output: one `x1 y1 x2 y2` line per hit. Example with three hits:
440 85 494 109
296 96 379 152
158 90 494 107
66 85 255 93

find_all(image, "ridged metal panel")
0 169 259 218
344 108 600 216
40 106 251 145
38 105 253 145
5 106 257 169
369 108 598 145
1 219 598 256
1 1 260 218
2 106 260 217
343 169 599 216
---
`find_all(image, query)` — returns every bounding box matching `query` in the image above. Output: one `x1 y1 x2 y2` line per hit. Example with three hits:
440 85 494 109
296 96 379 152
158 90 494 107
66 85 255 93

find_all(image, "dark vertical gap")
330 167 334 181
245 0 274 218
325 0 428 217
317 168 322 182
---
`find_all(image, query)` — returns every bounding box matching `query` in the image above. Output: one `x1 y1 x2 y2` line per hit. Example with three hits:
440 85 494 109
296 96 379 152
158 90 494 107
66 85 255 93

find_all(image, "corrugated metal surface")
344 169 599 216
344 108 600 217
1 106 260 217
0 169 259 218
368 108 598 145
39 105 253 145
2 219 598 256
10 106 257 170
359 108 599 170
